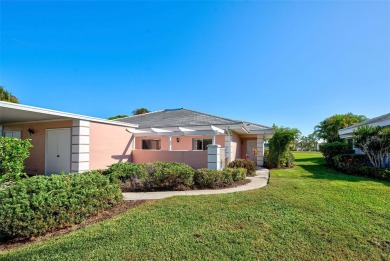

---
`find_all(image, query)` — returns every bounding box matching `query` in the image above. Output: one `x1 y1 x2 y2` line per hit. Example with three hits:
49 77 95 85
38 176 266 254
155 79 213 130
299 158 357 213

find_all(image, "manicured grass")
1 152 389 260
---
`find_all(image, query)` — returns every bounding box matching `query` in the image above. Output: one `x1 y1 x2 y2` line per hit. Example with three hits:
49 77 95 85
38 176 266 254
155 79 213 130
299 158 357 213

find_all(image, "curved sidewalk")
123 168 269 200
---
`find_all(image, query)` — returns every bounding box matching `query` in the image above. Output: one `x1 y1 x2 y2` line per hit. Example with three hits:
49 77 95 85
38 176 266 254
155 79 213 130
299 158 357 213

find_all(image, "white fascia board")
339 119 390 136
0 101 138 128
151 127 172 133
210 125 225 134
127 129 151 134
179 127 195 132
133 130 222 137
247 129 275 135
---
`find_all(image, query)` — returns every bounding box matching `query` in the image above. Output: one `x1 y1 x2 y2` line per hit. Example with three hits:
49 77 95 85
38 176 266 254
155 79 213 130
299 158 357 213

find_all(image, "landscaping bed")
104 160 255 192
0 200 147 251
121 177 251 192
0 171 123 240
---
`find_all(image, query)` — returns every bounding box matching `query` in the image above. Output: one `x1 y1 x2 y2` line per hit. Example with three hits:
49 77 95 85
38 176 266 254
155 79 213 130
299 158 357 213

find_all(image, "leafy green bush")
0 171 122 239
331 154 389 181
265 150 295 168
0 137 32 182
107 162 249 191
227 159 256 176
340 165 389 181
267 126 300 168
333 154 370 169
194 169 226 188
319 142 354 165
144 162 195 190
353 125 390 167
223 167 247 181
103 162 147 181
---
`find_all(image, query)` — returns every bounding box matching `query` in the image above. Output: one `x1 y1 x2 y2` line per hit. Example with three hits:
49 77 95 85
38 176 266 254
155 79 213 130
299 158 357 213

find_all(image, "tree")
267 125 301 168
108 115 128 120
353 125 390 168
132 108 150 115
314 113 367 142
0 86 19 103
297 133 319 151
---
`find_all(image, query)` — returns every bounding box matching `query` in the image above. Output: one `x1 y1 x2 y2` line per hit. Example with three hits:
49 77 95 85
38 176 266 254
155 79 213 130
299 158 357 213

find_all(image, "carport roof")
0 101 138 127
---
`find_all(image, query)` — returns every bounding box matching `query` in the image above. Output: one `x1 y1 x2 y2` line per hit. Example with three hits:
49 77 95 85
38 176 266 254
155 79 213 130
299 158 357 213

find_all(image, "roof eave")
0 101 138 128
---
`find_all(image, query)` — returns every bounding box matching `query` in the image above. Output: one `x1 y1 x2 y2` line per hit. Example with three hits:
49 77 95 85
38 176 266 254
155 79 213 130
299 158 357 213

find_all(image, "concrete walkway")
122 168 269 200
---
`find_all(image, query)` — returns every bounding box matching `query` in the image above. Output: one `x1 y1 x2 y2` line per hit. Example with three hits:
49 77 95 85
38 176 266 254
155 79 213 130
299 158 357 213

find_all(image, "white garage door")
45 128 71 175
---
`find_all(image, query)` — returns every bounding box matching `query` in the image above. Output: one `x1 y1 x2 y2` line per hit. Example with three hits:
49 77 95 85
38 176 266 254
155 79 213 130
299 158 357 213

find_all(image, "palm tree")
0 86 19 103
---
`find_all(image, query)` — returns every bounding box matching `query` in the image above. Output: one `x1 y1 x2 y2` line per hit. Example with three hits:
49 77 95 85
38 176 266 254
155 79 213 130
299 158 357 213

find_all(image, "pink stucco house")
0 102 273 175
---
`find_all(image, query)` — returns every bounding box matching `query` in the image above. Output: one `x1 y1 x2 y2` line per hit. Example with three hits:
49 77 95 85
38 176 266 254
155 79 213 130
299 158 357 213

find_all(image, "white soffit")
178 127 195 132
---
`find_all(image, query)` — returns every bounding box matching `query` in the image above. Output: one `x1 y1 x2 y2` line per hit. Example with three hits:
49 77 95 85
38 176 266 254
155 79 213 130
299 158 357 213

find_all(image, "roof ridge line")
121 109 164 119
181 108 241 124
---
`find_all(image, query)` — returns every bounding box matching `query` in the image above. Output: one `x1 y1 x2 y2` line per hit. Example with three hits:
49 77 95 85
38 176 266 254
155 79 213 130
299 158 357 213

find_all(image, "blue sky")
1 1 389 135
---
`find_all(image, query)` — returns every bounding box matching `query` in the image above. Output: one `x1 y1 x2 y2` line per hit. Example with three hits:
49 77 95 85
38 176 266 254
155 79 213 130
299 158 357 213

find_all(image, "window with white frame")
192 138 212 150
3 130 22 139
142 139 161 150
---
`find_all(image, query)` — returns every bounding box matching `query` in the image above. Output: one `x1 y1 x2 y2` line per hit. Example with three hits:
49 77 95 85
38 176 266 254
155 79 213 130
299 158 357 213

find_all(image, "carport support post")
71 120 90 173
169 135 172 151
208 144 221 170
256 135 265 167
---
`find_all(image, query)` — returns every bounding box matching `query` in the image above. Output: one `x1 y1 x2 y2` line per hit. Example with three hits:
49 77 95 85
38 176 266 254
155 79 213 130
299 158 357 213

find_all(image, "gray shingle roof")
118 108 271 130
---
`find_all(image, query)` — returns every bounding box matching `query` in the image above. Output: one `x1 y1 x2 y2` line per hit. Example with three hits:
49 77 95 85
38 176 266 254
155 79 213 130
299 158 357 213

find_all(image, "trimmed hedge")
227 159 256 176
103 162 148 191
333 154 390 181
194 168 246 189
319 142 354 165
223 167 247 181
0 171 122 239
106 162 249 191
143 162 195 190
105 161 195 191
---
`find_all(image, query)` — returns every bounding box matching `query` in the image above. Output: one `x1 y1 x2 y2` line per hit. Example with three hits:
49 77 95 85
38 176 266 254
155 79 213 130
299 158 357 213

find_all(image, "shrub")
265 150 294 168
353 125 390 168
333 154 370 169
319 142 354 165
227 159 256 176
0 137 32 182
194 169 226 188
145 162 195 190
223 167 247 181
342 166 389 181
267 126 300 168
0 171 122 239
104 162 147 181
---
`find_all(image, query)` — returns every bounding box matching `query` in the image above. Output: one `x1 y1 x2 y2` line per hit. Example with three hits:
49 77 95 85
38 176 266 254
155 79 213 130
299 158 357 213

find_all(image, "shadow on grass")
298 164 390 186
294 157 324 163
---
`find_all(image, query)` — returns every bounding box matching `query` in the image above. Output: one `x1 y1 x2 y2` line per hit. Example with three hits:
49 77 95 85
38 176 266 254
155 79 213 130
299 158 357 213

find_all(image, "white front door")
246 140 257 162
46 128 71 175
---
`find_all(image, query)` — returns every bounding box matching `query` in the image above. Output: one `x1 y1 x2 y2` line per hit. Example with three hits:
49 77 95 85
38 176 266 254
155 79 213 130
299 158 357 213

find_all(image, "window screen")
192 139 212 150
142 139 161 150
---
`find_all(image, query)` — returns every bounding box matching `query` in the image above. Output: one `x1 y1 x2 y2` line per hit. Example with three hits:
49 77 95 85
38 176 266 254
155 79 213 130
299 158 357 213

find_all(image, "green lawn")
1 152 389 260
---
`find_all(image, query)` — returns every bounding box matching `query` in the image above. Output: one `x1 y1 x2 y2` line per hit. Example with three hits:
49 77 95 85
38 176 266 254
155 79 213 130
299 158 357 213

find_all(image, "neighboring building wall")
3 120 73 175
135 135 225 150
89 122 134 170
132 150 208 169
